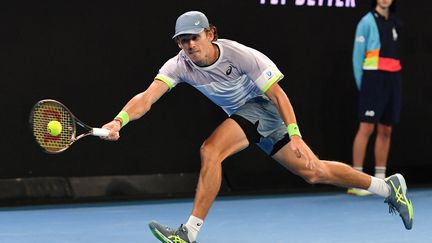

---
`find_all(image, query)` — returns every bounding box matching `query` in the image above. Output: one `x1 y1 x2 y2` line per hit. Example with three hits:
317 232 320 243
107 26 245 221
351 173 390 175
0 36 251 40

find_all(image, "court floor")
0 187 430 243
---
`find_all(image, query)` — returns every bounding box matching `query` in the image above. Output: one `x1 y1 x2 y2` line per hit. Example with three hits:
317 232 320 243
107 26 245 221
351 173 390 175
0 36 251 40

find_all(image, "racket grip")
92 128 110 137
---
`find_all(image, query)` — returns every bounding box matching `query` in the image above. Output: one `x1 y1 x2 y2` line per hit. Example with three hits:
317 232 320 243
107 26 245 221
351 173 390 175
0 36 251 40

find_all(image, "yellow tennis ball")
47 120 62 136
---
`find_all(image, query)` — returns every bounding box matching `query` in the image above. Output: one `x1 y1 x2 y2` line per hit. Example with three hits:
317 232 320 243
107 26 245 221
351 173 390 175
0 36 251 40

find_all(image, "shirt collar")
373 9 390 21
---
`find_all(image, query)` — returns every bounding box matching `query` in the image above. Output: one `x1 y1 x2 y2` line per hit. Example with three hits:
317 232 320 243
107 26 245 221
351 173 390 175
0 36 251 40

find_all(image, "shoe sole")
148 223 173 243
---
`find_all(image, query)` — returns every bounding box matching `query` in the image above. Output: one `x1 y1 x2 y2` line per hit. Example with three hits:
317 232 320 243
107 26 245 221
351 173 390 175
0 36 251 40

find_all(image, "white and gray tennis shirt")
155 39 284 116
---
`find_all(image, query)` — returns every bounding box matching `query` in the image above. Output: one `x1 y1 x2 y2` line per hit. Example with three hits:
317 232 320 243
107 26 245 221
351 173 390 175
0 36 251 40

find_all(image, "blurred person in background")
349 0 403 196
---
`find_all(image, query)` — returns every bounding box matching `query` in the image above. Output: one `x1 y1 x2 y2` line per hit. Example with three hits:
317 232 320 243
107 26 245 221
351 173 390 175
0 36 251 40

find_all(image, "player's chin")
187 52 201 60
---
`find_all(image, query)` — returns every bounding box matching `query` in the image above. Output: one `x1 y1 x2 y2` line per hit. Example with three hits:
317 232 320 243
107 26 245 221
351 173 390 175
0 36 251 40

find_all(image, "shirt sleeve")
155 56 183 91
239 46 284 93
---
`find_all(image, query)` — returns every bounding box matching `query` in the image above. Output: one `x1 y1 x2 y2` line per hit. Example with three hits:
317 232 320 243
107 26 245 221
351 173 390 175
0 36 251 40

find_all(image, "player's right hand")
289 136 316 169
101 120 121 141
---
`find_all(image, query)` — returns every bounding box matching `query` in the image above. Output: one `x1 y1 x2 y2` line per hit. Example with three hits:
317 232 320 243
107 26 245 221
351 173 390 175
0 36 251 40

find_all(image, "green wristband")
115 111 130 128
287 123 302 138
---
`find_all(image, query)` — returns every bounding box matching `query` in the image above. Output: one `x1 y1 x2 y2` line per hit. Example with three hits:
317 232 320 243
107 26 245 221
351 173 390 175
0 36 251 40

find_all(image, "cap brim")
172 28 204 39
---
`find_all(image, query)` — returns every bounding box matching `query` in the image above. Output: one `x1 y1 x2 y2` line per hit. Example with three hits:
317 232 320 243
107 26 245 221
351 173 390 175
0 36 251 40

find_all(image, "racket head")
29 99 77 153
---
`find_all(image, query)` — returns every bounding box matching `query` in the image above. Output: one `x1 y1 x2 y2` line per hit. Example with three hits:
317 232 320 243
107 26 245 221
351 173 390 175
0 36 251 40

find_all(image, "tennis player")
102 11 413 243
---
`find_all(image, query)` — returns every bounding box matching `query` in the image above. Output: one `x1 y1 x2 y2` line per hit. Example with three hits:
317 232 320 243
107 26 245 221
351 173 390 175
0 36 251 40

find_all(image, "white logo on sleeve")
392 27 398 41
355 36 365 43
195 21 200 25
365 110 375 117
265 70 274 80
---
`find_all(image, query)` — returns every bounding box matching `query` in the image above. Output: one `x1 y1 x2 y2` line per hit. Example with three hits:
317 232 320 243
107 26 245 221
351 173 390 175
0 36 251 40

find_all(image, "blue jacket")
352 12 402 90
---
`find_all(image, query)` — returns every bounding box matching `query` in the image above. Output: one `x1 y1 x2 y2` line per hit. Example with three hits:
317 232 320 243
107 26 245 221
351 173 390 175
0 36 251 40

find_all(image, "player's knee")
200 142 222 166
301 160 328 184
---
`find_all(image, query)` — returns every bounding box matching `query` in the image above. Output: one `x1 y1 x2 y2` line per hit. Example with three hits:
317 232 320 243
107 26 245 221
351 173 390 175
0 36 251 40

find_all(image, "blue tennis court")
0 187 430 243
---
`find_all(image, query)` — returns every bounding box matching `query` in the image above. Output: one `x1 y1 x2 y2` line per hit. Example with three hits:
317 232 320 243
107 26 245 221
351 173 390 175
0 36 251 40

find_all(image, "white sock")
185 215 203 242
367 176 390 197
375 166 386 179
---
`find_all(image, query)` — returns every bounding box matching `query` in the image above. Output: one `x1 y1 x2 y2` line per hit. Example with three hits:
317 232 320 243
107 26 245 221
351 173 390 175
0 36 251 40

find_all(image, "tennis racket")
29 99 111 154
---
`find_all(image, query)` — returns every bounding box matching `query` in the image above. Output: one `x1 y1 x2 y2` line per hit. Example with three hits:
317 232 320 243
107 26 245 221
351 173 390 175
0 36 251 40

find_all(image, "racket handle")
92 128 110 137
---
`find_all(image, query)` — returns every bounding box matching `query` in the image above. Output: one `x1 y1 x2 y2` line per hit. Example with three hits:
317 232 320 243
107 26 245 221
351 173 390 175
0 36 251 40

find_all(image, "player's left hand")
289 136 316 169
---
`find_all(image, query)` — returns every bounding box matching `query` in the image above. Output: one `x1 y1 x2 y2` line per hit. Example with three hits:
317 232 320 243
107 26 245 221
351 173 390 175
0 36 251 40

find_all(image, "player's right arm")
102 79 169 140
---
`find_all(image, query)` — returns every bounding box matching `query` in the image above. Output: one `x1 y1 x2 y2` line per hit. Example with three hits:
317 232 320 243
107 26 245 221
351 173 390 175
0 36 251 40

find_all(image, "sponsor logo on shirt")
265 70 274 80
226 65 233 75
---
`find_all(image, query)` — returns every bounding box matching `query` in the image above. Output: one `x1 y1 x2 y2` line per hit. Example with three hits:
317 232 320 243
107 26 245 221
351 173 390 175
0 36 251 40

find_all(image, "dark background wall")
2 0 432 199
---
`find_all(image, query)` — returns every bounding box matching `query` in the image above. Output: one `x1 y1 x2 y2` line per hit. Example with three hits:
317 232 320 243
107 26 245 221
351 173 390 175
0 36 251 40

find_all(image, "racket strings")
31 101 75 153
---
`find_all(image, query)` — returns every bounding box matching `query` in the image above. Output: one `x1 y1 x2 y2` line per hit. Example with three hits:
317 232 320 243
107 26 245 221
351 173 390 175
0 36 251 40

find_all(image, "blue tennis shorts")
230 96 289 156
358 70 402 124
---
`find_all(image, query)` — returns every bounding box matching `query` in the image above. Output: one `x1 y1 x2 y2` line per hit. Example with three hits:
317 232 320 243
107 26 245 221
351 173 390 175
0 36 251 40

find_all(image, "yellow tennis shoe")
149 221 197 243
384 173 414 230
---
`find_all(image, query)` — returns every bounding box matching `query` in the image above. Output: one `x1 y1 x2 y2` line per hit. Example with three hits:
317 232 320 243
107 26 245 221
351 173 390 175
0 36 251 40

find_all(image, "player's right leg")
149 118 250 243
192 118 250 219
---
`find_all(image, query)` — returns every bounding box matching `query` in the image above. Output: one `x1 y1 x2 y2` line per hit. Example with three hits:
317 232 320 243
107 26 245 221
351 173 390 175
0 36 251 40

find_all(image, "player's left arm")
264 83 297 128
264 83 315 168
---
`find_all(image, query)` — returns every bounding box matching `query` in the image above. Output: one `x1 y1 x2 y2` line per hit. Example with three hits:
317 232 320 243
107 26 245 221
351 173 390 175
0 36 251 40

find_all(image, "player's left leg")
271 141 413 229
272 141 372 189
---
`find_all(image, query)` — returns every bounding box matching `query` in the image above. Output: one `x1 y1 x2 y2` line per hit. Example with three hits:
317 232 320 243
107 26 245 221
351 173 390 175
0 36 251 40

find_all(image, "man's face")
177 31 213 66
376 0 393 9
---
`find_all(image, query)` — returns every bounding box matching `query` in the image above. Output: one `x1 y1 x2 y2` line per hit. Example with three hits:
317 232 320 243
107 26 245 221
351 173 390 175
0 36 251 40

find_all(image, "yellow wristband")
287 123 301 138
115 111 130 128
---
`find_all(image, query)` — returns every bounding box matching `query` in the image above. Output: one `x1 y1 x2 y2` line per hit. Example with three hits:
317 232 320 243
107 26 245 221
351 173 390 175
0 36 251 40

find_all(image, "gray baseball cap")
172 11 209 39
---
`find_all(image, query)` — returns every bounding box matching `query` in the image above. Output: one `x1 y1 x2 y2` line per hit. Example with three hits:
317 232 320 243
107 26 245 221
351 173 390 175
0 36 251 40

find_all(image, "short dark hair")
205 25 218 41
371 0 396 13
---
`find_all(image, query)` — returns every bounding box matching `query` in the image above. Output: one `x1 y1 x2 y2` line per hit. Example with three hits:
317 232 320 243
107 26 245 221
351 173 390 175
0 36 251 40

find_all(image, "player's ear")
175 39 182 49
206 30 213 41
174 37 182 49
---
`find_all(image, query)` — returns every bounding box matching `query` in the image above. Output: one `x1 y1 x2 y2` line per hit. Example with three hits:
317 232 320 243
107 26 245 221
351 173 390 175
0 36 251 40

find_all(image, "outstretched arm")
102 79 169 140
264 82 315 168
